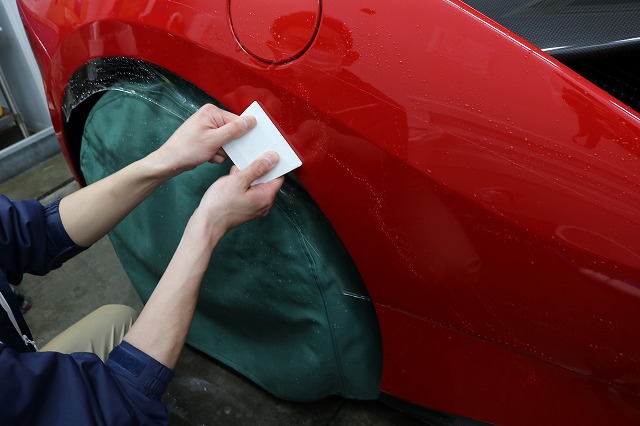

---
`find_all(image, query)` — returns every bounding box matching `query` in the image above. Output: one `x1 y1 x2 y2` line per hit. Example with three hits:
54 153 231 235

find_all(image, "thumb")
238 152 280 186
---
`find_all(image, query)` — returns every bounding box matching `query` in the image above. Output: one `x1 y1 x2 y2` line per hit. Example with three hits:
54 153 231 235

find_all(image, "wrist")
186 207 227 247
139 149 182 181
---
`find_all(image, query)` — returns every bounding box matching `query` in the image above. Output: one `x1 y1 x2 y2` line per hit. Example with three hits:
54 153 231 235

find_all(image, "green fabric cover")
79 84 382 401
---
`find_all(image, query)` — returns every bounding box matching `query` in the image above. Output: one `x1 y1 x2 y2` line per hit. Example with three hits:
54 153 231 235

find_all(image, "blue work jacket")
0 196 173 425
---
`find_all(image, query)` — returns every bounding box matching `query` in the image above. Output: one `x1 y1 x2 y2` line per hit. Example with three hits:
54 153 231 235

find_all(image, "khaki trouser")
40 304 138 361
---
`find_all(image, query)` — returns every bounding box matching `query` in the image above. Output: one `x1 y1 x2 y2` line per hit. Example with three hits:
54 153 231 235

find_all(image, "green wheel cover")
80 83 382 401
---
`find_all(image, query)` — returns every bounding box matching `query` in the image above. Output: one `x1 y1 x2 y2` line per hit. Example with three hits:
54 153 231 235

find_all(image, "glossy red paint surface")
17 0 640 423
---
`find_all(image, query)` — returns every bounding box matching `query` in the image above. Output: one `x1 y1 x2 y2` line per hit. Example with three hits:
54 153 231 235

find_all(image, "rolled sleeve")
43 199 87 268
106 341 175 401
0 341 173 425
0 196 85 284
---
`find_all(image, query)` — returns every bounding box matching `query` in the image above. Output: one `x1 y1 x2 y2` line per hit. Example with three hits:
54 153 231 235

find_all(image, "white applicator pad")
223 101 302 185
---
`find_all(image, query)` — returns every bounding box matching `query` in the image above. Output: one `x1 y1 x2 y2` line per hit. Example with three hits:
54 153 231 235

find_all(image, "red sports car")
17 0 640 424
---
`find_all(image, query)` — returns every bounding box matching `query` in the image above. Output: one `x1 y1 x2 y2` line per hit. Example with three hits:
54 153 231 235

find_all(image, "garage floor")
0 152 425 426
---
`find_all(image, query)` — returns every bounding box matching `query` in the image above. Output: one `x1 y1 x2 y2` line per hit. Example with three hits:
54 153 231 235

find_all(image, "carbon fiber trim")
464 1 640 112
464 0 640 56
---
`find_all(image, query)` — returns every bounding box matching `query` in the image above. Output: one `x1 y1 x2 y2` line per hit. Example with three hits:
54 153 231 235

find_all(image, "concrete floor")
0 152 426 426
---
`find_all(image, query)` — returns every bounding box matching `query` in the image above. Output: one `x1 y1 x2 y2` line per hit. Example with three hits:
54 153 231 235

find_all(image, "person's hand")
193 152 284 235
121 152 282 369
148 103 256 176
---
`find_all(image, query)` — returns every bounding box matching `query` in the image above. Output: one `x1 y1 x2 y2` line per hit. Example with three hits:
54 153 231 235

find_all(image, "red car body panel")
17 0 640 423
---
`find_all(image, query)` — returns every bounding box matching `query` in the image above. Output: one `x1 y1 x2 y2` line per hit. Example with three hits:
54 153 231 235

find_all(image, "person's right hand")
194 152 284 235
148 103 257 177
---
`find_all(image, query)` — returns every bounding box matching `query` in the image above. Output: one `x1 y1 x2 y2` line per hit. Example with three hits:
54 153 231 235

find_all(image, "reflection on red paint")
16 0 640 423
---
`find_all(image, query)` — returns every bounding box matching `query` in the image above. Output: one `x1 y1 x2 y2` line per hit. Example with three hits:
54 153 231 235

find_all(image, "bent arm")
123 153 283 368
59 104 255 247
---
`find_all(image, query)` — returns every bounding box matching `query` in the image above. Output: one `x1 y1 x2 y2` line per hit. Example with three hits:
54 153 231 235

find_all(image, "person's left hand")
194 151 284 235
149 103 256 176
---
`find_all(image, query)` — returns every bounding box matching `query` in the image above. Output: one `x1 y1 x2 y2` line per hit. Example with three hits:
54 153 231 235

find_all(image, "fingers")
197 104 238 127
215 116 256 141
158 104 260 175
259 176 285 199
196 152 283 232
209 148 229 164
218 107 245 124
197 103 257 144
252 176 284 219
237 152 280 187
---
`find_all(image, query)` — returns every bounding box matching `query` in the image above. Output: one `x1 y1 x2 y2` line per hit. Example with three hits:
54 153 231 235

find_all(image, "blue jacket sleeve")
0 340 174 425
0 196 85 285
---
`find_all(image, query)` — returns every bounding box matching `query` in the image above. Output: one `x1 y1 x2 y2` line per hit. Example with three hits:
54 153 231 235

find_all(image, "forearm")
58 105 255 248
119 151 281 369
59 153 176 247
122 209 225 369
